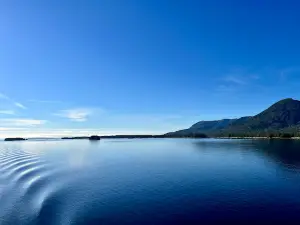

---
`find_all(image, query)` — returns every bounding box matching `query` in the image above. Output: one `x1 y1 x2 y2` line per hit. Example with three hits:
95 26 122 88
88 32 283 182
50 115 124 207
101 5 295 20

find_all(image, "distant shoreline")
3 135 300 141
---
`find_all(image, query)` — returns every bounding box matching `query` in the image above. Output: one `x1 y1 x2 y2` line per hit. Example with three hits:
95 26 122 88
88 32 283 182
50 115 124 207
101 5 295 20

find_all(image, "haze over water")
1 139 300 224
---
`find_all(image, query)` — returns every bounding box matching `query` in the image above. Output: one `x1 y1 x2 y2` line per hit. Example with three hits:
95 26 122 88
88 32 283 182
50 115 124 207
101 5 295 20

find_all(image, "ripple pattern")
0 147 72 225
1 139 300 224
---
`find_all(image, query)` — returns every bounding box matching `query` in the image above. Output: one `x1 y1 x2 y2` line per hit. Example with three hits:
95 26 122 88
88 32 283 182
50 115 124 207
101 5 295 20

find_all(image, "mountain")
190 119 237 130
165 119 237 136
166 98 300 137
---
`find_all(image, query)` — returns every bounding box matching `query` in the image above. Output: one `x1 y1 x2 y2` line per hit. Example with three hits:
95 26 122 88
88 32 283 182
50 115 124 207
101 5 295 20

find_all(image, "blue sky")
0 0 300 137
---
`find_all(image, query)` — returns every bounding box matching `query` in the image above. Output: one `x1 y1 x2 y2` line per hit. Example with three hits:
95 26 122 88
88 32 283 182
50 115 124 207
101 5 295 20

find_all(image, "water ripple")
2 139 300 224
0 157 40 170
0 148 73 225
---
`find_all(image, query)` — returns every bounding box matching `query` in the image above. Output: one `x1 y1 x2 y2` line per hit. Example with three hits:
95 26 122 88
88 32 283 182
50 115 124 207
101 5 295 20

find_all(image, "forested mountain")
166 98 300 137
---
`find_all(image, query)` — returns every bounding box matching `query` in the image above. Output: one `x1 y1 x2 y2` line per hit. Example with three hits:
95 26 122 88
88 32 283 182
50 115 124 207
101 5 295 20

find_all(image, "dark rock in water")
89 135 101 140
4 137 26 141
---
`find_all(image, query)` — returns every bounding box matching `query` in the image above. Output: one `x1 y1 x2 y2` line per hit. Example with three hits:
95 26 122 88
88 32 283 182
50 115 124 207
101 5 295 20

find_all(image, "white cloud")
54 108 94 122
0 119 46 127
0 110 15 115
0 92 27 109
0 127 27 131
222 68 261 86
14 102 27 109
223 75 246 85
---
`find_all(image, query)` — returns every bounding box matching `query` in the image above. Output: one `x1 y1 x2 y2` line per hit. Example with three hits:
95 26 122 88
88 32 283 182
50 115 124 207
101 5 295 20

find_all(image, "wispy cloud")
28 99 62 104
216 70 261 95
0 118 47 127
0 93 10 100
0 92 27 109
54 108 94 122
0 127 27 131
279 67 300 81
223 75 247 85
222 67 261 85
14 102 27 109
0 110 15 115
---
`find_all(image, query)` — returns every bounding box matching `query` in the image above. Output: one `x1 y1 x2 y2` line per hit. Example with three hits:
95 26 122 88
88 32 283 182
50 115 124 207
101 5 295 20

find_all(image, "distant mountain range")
166 98 300 137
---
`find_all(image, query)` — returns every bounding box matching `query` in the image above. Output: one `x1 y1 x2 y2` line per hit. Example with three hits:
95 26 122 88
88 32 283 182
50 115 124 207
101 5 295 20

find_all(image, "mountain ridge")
166 98 300 137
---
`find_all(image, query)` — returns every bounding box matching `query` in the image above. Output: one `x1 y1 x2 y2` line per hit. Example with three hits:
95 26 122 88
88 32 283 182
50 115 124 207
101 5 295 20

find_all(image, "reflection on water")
193 139 300 169
1 139 300 224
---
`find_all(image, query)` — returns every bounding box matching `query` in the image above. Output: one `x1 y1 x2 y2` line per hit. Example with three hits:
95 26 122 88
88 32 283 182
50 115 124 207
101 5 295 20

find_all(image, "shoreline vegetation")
4 133 300 141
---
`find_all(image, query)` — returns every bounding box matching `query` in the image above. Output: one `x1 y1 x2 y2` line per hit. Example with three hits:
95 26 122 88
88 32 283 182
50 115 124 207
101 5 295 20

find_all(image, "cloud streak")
0 118 46 127
14 102 27 109
0 110 15 115
54 108 94 122
0 92 27 109
279 67 300 81
223 75 247 85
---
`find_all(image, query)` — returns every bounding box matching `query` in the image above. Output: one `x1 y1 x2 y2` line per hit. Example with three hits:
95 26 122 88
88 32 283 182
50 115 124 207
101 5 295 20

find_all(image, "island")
62 136 88 140
89 135 101 140
4 137 27 141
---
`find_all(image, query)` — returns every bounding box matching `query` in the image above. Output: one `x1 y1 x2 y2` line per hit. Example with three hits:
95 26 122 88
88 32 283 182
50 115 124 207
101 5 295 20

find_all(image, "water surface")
1 138 300 224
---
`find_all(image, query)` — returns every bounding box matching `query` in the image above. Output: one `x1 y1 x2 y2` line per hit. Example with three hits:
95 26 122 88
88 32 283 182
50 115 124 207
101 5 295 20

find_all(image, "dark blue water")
1 139 300 224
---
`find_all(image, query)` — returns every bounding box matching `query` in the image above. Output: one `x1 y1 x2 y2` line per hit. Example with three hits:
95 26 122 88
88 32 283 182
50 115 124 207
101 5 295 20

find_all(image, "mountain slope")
167 98 300 137
228 98 300 131
165 119 237 136
190 119 237 130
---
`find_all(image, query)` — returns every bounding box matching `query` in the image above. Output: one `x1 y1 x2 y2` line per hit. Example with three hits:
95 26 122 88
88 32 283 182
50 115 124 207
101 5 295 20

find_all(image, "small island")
4 137 27 141
89 135 101 140
62 136 88 140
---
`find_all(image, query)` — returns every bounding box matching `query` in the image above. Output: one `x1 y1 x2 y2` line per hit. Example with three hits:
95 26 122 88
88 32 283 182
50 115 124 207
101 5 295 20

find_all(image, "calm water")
1 139 300 224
